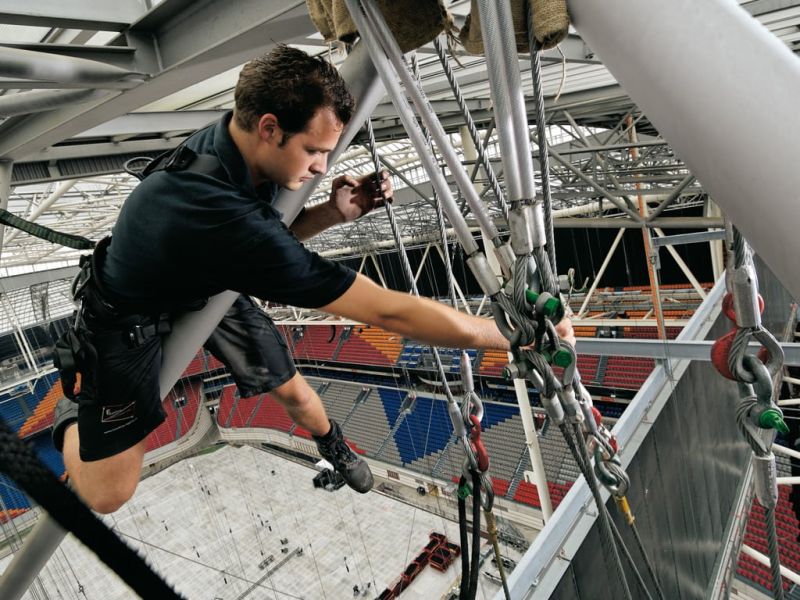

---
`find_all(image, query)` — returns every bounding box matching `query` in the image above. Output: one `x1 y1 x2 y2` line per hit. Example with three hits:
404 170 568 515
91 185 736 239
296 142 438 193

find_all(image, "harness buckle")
129 324 148 347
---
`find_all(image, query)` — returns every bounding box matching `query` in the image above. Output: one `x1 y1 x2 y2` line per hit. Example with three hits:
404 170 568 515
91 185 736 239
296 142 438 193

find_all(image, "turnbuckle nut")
524 289 564 320
758 408 789 434
503 362 523 380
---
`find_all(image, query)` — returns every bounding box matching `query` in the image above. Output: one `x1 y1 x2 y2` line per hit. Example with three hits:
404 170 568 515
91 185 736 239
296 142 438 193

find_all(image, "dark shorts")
76 294 295 462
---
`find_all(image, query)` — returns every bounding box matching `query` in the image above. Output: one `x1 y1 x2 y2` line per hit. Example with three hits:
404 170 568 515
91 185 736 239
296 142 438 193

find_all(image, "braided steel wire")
432 37 508 221
410 52 458 309
364 118 459 407
736 397 770 457
629 520 667 600
560 422 632 600
765 505 786 600
534 246 559 297
607 515 655 600
513 256 531 317
527 10 557 273
0 419 183 599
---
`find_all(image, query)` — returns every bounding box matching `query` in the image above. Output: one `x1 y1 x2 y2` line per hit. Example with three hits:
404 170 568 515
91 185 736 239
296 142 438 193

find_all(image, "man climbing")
52 44 572 514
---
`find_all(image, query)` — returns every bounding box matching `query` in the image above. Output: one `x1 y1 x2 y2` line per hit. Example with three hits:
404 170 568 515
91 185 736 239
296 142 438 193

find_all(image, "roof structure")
0 0 796 275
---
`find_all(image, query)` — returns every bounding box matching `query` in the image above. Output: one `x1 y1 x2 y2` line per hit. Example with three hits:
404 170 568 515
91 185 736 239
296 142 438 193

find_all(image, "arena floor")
1 444 514 599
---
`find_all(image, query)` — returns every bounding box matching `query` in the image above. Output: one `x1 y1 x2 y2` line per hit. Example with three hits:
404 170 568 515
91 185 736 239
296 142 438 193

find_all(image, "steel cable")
0 419 184 599
562 422 633 600
410 52 459 309
629 520 667 600
765 505 786 600
606 515 655 600
527 6 557 273
432 36 508 221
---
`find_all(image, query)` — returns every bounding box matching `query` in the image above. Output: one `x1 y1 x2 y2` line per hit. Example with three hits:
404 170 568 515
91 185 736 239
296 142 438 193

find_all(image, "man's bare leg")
62 423 146 514
269 372 331 436
269 372 373 493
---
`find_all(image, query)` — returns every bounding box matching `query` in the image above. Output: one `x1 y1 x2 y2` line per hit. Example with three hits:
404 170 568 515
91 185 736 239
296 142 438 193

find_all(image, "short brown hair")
234 44 354 137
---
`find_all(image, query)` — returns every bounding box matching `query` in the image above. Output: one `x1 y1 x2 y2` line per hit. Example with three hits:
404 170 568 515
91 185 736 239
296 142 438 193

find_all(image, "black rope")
0 209 95 250
468 470 482 600
0 419 184 599
458 475 470 599
457 472 483 600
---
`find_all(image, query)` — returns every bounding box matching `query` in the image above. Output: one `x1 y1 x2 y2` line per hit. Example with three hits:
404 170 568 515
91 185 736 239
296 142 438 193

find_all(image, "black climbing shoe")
52 396 78 453
314 420 373 494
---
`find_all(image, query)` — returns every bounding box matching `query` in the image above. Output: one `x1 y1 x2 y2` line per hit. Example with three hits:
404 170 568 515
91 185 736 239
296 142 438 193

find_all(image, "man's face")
258 108 343 190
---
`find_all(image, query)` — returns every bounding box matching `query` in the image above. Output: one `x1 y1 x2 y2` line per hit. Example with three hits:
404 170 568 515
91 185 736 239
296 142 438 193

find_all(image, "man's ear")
256 113 281 143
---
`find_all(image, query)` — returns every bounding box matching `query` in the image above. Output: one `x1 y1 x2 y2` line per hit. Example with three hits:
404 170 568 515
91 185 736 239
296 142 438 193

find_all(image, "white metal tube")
358 0 502 247
578 228 626 317
569 0 800 300
653 228 707 300
475 0 536 202
513 370 553 521
741 544 800 586
777 477 800 486
773 444 800 461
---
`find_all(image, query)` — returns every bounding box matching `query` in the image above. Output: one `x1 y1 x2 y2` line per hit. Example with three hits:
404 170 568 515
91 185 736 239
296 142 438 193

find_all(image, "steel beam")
0 0 145 30
650 230 727 248
0 43 138 72
0 46 143 87
0 0 313 160
74 110 224 139
0 89 108 118
553 217 724 229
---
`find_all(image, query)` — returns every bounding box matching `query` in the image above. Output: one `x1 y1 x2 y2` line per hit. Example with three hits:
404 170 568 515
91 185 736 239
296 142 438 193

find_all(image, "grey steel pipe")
0 89 107 117
358 0 503 250
344 0 479 255
0 515 67 600
0 46 143 87
569 0 800 301
474 0 537 203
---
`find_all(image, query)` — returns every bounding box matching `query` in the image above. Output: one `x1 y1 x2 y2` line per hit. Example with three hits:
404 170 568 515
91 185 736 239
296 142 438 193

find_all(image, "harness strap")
0 208 95 250
2 145 223 248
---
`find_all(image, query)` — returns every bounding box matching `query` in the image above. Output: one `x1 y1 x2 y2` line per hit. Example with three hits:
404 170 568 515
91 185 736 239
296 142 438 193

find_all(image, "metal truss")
0 0 796 273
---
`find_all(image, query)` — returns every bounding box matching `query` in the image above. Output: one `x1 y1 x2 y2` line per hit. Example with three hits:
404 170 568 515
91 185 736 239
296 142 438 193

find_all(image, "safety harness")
17 144 225 399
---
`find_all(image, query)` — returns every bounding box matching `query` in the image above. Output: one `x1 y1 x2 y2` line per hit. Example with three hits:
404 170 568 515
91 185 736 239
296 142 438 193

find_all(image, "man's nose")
310 155 327 174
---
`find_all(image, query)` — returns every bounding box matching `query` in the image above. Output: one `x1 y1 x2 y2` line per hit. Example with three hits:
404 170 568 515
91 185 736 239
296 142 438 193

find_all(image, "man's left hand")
329 170 392 223
555 317 576 347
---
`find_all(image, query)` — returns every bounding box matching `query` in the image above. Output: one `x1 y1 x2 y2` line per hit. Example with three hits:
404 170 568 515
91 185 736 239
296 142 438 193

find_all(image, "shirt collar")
213 111 258 195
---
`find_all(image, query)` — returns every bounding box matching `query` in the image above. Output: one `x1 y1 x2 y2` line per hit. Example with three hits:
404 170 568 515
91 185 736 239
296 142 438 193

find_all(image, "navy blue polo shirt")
101 112 356 312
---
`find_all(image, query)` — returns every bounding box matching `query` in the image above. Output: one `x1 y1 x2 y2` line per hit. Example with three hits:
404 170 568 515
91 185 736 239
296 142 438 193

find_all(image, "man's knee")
270 373 316 406
84 481 137 514
73 445 144 514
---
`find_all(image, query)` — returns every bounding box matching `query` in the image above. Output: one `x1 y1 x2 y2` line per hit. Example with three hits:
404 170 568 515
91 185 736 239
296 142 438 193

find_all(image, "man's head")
233 45 355 189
